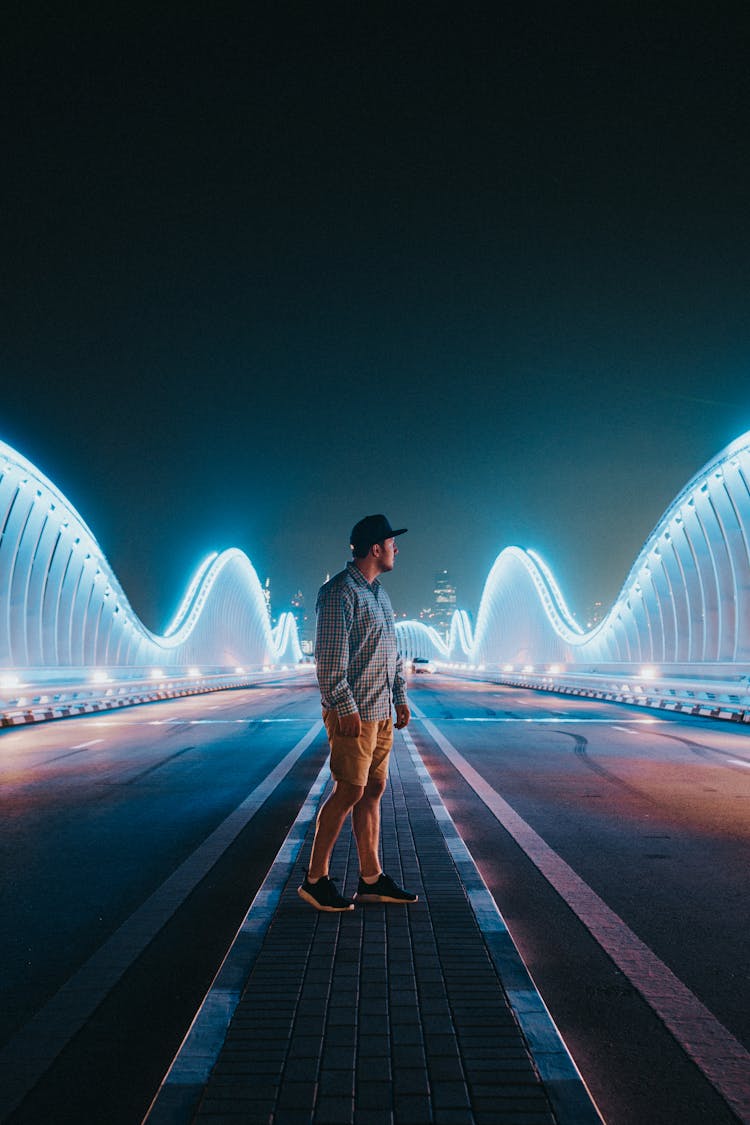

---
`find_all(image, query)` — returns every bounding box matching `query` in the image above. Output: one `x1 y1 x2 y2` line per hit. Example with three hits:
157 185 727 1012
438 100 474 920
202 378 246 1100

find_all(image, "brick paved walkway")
151 734 601 1125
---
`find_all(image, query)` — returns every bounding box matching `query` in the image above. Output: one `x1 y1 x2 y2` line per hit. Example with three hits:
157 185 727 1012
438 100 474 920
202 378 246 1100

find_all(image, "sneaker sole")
297 885 355 912
354 892 418 904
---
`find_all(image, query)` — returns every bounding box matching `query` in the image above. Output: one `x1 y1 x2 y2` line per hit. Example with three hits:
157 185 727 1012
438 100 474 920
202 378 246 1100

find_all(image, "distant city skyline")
262 568 461 633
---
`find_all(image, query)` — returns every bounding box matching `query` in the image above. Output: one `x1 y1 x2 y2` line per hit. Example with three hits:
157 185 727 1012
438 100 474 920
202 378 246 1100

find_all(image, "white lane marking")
70 739 104 750
402 727 604 1125
148 718 311 725
411 705 750 1125
612 725 639 735
0 720 324 1121
727 758 750 768
186 718 313 724
441 717 664 724
144 758 331 1120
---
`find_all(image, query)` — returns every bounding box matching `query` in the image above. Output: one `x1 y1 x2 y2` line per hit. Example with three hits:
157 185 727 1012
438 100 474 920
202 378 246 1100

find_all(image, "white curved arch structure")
395 611 475 662
0 440 300 671
395 620 448 661
467 431 750 668
395 432 750 681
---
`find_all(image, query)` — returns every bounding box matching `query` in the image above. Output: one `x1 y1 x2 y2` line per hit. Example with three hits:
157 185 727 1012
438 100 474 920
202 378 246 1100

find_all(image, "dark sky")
3 4 750 632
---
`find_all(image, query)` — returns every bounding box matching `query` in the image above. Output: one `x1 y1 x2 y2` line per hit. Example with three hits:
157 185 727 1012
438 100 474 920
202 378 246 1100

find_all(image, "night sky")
3 5 750 632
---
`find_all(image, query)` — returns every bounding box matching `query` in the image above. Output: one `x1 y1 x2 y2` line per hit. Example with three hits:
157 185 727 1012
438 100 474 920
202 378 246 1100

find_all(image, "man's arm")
314 585 359 722
392 647 410 729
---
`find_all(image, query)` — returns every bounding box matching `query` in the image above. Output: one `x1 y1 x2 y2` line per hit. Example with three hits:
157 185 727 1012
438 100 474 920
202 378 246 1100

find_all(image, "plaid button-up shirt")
315 561 407 720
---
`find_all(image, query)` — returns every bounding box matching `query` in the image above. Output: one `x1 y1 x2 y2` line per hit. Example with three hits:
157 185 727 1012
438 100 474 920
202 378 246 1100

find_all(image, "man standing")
298 514 417 912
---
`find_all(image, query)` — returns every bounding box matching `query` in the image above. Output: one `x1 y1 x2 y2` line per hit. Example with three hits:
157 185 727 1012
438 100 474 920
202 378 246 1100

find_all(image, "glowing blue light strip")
527 549 585 635
0 439 299 671
163 552 218 637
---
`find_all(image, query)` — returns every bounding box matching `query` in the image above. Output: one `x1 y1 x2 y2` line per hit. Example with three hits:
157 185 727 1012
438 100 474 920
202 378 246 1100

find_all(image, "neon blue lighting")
163 552 218 637
0 439 300 670
396 430 750 669
6 431 750 677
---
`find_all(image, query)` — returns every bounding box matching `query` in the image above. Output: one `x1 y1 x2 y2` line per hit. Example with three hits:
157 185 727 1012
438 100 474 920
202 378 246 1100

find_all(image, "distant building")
432 570 457 640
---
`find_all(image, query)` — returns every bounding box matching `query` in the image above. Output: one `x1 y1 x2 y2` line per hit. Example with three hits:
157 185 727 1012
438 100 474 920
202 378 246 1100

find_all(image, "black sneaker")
355 872 418 904
297 873 354 912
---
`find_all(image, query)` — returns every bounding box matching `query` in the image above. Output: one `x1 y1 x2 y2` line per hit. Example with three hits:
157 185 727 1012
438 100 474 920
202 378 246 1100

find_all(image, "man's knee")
330 779 365 809
361 776 387 803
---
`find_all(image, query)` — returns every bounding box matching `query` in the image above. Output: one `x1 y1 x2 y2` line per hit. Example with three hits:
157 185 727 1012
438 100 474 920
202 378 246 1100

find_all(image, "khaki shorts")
323 710 393 788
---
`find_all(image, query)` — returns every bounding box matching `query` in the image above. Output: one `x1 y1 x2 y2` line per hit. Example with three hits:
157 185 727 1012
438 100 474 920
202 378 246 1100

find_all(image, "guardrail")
0 664 314 727
433 662 750 723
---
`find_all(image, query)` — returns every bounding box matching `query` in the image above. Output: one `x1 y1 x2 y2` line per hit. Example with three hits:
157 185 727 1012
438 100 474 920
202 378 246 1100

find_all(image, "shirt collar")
347 559 380 593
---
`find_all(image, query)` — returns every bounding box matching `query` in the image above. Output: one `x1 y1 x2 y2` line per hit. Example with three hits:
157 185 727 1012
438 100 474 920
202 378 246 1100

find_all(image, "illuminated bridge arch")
0 440 300 670
467 431 750 668
395 620 447 661
395 611 475 663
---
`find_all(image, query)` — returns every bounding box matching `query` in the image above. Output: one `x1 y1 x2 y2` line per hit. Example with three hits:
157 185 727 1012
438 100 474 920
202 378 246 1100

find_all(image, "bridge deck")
146 732 601 1125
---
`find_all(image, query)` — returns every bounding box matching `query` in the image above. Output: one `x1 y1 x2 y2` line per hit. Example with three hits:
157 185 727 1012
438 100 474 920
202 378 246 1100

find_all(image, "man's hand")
395 704 411 730
338 711 362 738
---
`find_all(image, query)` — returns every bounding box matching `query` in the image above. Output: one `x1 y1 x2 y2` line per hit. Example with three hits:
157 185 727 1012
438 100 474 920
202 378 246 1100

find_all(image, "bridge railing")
0 664 313 727
438 661 750 723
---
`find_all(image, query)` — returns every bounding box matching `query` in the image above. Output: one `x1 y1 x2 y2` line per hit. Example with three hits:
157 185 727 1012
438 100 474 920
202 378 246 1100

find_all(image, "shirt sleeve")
392 649 407 707
314 585 359 716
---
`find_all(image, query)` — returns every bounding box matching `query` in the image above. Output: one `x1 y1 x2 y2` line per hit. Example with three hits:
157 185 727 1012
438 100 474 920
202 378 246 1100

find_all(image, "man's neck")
353 557 382 585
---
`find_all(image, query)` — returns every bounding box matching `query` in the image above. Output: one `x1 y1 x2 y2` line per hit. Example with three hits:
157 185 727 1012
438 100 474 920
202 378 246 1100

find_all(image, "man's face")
373 536 398 572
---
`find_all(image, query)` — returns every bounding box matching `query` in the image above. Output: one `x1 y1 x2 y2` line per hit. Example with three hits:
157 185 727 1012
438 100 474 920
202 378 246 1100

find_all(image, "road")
1 672 749 1124
409 674 750 1125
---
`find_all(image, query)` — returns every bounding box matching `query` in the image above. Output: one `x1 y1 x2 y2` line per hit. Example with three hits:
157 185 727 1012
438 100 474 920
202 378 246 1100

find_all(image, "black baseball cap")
350 514 408 555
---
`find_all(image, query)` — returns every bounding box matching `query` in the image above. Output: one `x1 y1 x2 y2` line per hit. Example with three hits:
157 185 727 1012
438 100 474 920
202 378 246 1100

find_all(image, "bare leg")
308 779 364 881
352 777 387 878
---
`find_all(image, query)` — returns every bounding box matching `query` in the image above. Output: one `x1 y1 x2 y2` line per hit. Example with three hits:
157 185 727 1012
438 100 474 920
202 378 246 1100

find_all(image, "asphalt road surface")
1 672 748 1124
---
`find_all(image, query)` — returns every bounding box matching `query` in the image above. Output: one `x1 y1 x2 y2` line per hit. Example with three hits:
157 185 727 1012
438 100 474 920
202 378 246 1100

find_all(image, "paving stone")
321 1044 357 1071
208 1075 278 1094
470 1082 554 1101
282 1057 320 1083
358 1034 391 1058
200 1097 275 1114
473 1113 555 1125
388 1094 433 1123
357 1056 392 1082
313 1095 355 1123
276 1082 318 1110
433 1111 475 1125
287 1036 324 1059
353 1109 394 1125
324 1025 359 1047
423 1034 462 1058
464 1061 538 1080
389 1043 426 1069
421 1015 456 1035
318 1069 356 1097
199 1115 271 1124
425 1056 465 1083
430 1081 471 1109
354 1079 394 1109
393 1068 431 1096
273 1111 315 1125
294 1017 327 1037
